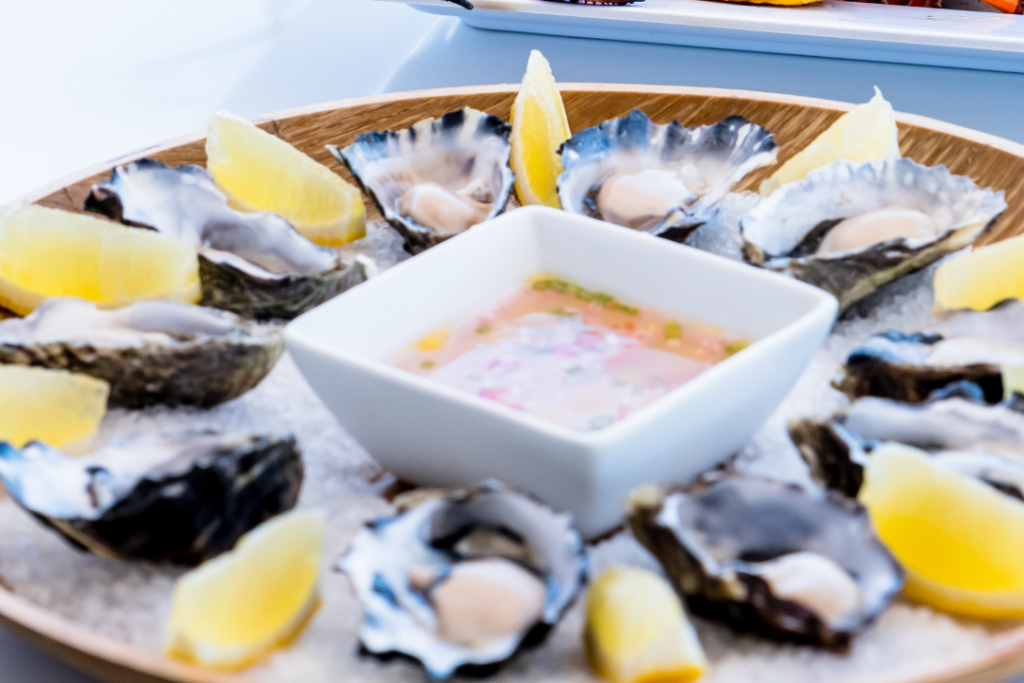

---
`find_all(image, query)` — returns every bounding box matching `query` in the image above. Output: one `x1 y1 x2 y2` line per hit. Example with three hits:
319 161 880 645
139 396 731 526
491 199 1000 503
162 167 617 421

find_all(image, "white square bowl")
286 206 837 537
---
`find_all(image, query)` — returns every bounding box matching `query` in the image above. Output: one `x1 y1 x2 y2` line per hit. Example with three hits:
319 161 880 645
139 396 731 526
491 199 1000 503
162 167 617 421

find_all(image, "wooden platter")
6 84 1024 683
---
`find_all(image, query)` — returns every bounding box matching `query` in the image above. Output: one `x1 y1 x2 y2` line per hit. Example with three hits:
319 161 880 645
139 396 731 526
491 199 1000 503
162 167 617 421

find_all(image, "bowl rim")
285 206 839 446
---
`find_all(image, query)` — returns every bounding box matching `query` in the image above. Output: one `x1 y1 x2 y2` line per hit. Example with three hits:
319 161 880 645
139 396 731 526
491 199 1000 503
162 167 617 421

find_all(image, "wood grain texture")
8 83 1024 683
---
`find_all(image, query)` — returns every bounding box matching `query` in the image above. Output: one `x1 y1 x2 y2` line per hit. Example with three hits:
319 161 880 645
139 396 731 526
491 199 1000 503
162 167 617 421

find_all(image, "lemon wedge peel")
760 87 900 196
585 566 708 683
510 50 572 209
859 443 1024 620
0 366 109 453
206 111 366 247
933 234 1024 314
164 509 326 670
0 205 200 316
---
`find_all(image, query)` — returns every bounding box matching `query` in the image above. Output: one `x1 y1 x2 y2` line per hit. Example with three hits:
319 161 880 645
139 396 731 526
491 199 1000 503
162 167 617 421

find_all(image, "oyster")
627 476 903 649
835 300 1024 404
792 385 1024 498
330 108 515 255
339 481 586 678
0 298 283 409
85 158 374 320
0 431 302 565
557 110 777 242
741 159 1006 313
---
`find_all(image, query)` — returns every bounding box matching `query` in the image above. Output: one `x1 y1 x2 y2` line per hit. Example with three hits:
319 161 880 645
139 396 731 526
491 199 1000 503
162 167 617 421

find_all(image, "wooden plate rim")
5 83 1024 683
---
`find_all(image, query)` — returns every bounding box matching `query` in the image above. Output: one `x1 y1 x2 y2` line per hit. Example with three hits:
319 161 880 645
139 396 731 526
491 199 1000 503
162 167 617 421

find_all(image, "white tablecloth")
1 0 1022 680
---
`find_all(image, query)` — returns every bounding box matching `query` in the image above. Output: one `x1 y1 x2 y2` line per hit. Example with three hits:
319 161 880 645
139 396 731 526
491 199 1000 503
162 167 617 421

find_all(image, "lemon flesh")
206 111 366 247
760 87 900 196
0 205 200 316
511 50 572 208
165 509 325 670
585 566 707 683
0 366 109 452
1004 364 1024 399
933 233 1024 313
859 443 1024 619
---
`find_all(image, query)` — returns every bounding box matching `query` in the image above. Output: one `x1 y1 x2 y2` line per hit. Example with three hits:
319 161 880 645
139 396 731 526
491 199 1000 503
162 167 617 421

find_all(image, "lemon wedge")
0 366 109 453
510 50 572 209
206 111 366 247
760 87 900 196
1004 364 1024 399
933 233 1024 313
164 509 325 670
0 205 200 315
585 566 708 683
859 443 1024 619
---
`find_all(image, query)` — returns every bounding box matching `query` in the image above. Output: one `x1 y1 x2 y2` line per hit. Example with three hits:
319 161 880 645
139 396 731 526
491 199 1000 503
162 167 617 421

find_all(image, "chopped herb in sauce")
725 339 750 357
664 321 683 340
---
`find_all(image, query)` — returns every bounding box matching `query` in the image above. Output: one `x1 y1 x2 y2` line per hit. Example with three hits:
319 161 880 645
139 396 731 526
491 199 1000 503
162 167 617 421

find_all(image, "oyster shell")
0 431 302 565
626 476 903 649
835 300 1024 404
557 110 777 242
741 159 1006 313
0 298 283 409
85 158 374 320
791 386 1024 498
330 108 515 255
339 481 586 678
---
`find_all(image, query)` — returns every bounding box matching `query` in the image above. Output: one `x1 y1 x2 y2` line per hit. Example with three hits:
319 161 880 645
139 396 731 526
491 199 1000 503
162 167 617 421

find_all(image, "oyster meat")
792 385 1024 498
0 431 302 565
741 159 1006 313
558 110 777 242
339 481 586 678
835 300 1024 404
627 476 903 649
0 298 283 408
331 108 515 255
86 158 375 320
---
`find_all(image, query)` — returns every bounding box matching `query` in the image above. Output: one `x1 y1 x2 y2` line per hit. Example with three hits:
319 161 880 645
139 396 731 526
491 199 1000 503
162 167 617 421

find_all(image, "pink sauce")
390 276 750 432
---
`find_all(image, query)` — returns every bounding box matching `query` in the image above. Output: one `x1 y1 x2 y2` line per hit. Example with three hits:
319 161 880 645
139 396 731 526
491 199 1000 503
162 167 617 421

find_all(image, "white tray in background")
380 0 1024 74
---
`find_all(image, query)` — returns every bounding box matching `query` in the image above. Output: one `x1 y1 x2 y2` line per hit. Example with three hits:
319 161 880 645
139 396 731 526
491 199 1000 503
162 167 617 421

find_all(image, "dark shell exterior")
0 302 285 409
833 331 1005 404
85 158 370 321
331 108 515 255
0 433 303 566
558 110 777 242
197 253 372 321
626 476 903 650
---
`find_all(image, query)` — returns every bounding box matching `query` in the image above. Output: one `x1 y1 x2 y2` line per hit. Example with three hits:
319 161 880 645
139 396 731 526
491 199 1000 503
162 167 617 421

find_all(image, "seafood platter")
4 50 1024 683
387 0 1024 75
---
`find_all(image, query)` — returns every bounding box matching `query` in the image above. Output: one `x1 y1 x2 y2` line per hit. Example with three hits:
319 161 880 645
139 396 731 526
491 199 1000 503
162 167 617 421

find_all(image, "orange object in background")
984 0 1024 12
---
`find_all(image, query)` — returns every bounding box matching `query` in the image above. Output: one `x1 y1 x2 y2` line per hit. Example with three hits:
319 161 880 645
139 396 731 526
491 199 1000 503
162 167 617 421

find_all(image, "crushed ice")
0 215 1013 682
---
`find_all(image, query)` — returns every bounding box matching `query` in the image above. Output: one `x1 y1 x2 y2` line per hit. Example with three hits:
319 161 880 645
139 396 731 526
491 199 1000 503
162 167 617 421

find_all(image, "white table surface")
1 0 1023 680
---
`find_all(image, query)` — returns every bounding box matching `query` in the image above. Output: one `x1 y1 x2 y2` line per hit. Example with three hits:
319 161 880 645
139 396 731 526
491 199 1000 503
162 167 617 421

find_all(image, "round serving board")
5 84 1024 683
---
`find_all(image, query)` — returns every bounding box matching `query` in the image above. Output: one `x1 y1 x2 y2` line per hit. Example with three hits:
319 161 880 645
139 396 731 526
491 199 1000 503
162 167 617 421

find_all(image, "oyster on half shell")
835 299 1024 404
0 298 283 408
741 159 1006 313
85 159 374 320
339 481 586 679
331 108 515 255
557 110 777 242
0 431 303 565
627 476 903 649
791 385 1024 499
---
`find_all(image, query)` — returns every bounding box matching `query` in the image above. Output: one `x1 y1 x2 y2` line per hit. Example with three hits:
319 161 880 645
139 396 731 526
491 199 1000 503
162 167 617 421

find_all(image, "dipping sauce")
390 276 751 432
